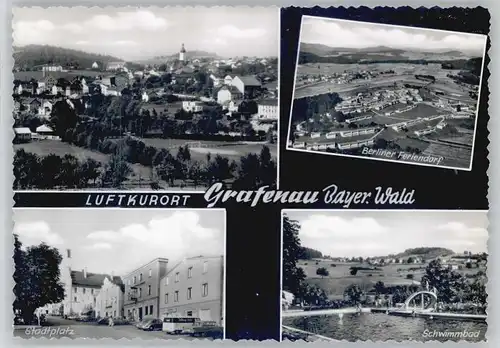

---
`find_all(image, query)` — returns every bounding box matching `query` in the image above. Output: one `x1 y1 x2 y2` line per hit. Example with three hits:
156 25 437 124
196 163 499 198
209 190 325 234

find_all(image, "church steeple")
179 43 186 62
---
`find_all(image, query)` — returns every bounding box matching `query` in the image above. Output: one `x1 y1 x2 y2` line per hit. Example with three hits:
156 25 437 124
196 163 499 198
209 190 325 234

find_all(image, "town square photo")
286 16 487 170
12 7 278 191
281 210 488 342
13 208 226 339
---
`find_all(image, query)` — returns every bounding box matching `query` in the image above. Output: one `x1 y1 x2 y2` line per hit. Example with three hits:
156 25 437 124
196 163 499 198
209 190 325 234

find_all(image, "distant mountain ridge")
13 44 124 69
300 42 483 58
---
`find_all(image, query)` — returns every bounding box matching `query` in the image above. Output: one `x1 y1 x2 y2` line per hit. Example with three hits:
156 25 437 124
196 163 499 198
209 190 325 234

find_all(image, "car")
97 317 110 325
135 320 147 329
142 319 163 331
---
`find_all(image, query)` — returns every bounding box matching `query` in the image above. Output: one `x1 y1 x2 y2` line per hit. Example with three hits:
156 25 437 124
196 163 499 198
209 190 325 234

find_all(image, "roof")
258 99 278 106
218 85 242 95
71 270 112 288
235 75 261 87
164 255 223 277
36 125 54 133
14 127 32 134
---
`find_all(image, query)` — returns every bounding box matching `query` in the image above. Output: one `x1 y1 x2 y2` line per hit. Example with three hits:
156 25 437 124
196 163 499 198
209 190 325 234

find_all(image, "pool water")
283 313 487 342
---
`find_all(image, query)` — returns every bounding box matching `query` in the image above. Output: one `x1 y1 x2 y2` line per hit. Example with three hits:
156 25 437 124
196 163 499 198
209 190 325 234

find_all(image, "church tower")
61 248 73 315
179 43 186 62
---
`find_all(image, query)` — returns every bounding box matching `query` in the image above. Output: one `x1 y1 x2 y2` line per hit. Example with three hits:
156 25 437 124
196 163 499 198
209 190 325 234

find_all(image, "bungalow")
209 74 222 87
256 99 278 120
37 101 53 118
182 101 203 113
217 86 242 105
51 85 63 95
36 124 55 136
26 98 42 112
14 127 32 143
232 75 261 97
224 75 234 85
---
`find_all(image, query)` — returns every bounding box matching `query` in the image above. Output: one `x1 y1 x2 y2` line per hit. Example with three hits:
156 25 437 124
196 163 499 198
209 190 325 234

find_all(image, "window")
74 296 77 302
187 287 192 300
83 288 86 294
149 305 153 315
186 311 193 317
175 272 179 283
145 306 148 315
138 288 142 298
148 285 151 296
139 273 143 282
188 267 193 278
165 293 169 304
165 277 169 286
91 289 94 295
133 276 137 284
149 269 152 277
74 287 77 293
203 261 208 273
114 310 116 317
174 291 179 302
202 283 208 297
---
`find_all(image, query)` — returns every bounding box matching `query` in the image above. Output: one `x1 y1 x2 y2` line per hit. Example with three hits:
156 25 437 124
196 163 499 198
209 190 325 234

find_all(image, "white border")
11 207 228 341
279 208 489 341
276 7 281 189
285 15 489 172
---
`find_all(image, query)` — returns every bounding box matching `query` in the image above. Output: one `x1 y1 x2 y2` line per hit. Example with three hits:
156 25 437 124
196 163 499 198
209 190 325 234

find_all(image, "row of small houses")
13 125 58 143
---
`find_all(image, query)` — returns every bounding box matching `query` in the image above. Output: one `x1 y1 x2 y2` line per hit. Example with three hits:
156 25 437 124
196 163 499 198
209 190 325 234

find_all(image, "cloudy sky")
284 210 488 258
300 16 487 55
13 209 225 276
13 7 279 60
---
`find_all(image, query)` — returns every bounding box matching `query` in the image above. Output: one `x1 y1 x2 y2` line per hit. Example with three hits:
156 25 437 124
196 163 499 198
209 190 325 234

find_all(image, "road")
13 316 203 340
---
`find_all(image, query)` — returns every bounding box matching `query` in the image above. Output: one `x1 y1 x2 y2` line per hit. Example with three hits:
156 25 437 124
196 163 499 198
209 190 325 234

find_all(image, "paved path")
13 316 204 340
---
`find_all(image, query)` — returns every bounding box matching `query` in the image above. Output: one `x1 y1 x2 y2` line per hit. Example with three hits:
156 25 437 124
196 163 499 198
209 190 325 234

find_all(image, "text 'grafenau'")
204 183 415 208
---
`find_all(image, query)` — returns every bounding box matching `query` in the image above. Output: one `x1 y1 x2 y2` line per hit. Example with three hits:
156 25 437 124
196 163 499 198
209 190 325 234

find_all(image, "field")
14 140 154 185
423 144 472 168
297 258 485 300
139 137 277 162
297 260 425 299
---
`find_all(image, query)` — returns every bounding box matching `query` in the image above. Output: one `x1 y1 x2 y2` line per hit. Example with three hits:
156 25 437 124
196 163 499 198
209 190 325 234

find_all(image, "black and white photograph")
281 210 488 342
286 16 487 170
12 7 278 191
13 208 226 339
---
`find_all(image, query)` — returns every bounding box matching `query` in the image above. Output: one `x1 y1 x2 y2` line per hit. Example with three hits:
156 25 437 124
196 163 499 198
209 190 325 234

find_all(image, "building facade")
159 256 224 325
122 258 169 322
95 276 125 319
257 99 278 120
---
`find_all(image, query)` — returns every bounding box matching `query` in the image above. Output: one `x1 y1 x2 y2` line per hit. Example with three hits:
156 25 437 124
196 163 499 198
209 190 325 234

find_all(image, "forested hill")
299 246 324 260
393 247 455 259
13 45 123 70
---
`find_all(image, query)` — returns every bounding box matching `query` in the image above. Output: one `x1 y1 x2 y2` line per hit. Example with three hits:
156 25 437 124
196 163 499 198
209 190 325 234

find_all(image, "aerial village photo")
12 7 278 190
287 16 487 170
281 210 488 342
13 209 225 339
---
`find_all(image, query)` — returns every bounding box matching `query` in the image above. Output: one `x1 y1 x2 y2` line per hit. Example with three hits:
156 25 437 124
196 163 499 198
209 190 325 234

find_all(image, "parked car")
97 317 110 325
187 321 223 338
142 319 163 331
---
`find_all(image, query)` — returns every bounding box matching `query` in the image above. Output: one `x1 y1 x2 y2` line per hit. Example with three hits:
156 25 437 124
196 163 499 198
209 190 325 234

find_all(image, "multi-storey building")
159 256 224 325
122 258 168 322
95 276 125 319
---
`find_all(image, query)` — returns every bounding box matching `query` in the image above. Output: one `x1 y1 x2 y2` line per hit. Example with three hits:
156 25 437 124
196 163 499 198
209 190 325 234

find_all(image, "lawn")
14 140 154 188
298 260 425 299
140 137 277 162
395 103 443 120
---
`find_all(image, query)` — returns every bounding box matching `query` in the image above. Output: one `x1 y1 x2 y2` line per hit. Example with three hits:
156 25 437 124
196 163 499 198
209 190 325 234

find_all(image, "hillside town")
13 44 278 190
